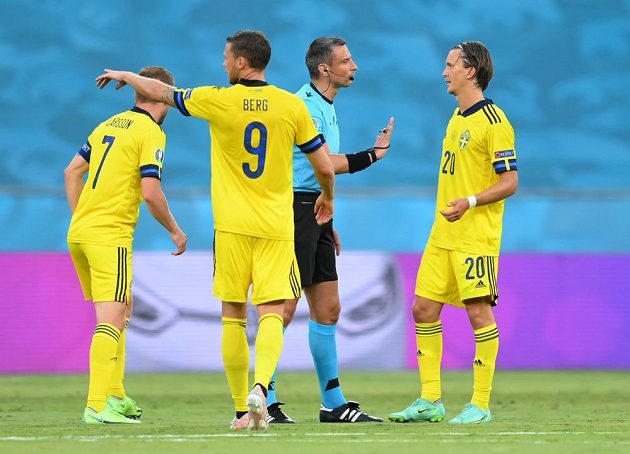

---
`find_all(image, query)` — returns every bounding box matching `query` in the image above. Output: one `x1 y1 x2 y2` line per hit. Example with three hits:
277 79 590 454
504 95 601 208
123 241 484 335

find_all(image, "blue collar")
237 79 268 87
309 82 333 105
458 98 494 117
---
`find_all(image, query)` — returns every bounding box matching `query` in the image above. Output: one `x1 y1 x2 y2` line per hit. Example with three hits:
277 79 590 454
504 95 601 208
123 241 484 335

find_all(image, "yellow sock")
471 323 499 410
87 323 121 411
222 317 249 412
107 318 129 399
253 313 284 389
416 321 443 402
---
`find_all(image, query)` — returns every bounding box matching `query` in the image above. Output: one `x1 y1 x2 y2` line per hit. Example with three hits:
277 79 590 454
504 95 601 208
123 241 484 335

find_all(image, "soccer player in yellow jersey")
95 30 335 431
389 41 518 425
65 66 187 424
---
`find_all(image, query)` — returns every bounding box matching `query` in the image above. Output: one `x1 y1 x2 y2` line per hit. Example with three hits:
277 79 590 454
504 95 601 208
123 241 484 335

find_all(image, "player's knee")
327 304 340 324
464 298 494 329
412 301 438 324
95 301 127 330
283 298 299 327
311 302 340 324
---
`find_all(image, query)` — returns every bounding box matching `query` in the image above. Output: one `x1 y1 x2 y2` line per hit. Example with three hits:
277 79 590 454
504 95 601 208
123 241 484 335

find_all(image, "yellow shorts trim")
415 243 499 308
68 242 132 303
213 231 301 305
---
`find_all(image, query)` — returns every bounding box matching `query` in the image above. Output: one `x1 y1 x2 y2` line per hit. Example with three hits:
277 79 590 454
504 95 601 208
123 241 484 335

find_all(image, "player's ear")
466 66 477 80
319 64 328 76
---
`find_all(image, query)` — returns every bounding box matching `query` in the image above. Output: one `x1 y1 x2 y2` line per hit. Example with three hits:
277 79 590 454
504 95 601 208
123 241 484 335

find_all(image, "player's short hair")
453 41 493 91
226 30 271 70
306 37 347 78
137 66 174 103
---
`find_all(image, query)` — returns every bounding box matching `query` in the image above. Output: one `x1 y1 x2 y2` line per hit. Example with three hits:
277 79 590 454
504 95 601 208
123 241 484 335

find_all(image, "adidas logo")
475 280 486 288
417 350 424 357
474 359 485 366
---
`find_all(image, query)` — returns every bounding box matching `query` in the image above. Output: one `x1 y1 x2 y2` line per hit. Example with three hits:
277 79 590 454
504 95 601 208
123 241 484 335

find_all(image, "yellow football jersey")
67 107 166 248
173 80 324 240
428 99 517 256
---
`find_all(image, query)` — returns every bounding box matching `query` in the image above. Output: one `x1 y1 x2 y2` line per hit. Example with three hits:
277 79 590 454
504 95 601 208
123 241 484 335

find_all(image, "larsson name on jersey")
106 117 134 129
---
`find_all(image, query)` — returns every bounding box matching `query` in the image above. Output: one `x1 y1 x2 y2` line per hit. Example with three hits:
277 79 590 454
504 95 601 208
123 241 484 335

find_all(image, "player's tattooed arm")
161 86 176 107
97 69 176 107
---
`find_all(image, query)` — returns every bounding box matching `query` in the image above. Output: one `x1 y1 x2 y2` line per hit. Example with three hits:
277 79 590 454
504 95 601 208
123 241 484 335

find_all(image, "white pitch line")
1 431 628 443
0 434 278 441
304 431 625 437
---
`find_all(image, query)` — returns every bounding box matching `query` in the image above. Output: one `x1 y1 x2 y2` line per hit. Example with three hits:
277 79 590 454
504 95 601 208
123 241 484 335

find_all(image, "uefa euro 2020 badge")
459 130 471 150
155 148 165 163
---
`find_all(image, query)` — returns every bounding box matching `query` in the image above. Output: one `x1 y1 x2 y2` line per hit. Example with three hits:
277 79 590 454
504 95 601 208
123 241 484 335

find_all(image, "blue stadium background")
0 0 629 253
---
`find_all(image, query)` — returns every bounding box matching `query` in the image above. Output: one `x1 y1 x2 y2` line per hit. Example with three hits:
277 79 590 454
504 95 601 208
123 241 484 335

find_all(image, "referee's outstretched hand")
373 116 395 160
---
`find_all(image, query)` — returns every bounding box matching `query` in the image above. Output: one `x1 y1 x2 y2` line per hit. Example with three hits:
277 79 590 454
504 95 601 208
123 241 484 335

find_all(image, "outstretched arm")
96 69 177 107
331 116 395 175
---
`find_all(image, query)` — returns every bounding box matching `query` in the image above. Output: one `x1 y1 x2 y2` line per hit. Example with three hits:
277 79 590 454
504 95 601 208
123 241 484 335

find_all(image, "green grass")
1 371 629 453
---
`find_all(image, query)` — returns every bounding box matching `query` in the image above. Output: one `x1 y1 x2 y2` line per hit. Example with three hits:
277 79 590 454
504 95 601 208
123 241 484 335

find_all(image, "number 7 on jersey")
92 135 116 189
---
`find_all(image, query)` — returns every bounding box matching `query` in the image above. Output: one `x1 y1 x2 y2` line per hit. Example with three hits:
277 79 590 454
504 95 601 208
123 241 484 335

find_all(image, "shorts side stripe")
212 231 216 277
487 256 497 297
121 247 128 303
289 261 300 299
115 247 122 302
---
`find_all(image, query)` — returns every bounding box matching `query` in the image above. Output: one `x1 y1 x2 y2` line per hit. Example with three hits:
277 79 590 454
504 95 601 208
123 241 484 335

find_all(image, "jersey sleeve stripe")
174 90 191 117
481 106 495 124
78 141 91 162
488 104 502 123
298 134 326 154
140 164 162 179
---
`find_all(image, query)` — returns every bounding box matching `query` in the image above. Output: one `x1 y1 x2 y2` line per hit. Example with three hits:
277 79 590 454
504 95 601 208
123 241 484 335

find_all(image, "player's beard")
227 68 239 85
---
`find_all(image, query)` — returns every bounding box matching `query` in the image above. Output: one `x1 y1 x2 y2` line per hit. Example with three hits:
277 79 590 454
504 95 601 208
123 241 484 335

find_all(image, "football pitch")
1 371 628 453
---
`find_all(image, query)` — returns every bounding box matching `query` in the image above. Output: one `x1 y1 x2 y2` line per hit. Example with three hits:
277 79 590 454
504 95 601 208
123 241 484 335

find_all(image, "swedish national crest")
459 130 471 150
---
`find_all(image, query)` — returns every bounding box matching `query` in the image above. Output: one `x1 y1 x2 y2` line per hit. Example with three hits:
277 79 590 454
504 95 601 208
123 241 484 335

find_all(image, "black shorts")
293 192 338 287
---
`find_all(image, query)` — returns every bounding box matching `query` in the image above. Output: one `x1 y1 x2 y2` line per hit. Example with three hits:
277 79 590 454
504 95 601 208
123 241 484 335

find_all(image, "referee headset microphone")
324 67 354 81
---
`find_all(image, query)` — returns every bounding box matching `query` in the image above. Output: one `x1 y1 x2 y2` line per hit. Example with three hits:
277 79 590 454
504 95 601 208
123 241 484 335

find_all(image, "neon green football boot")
448 403 492 425
107 395 143 420
82 399 140 425
388 398 446 423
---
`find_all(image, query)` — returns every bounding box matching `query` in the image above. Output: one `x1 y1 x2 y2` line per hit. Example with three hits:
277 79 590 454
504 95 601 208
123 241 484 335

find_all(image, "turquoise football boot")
448 403 492 424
